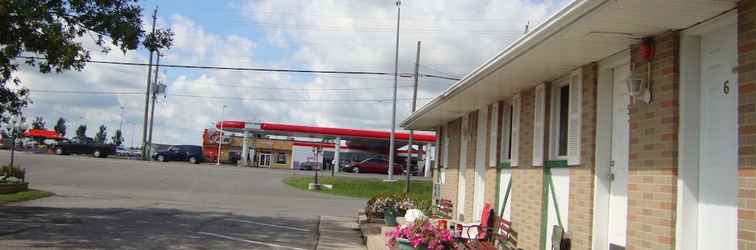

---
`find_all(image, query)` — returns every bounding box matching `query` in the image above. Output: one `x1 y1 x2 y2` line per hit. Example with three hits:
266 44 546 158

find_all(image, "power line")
16 56 459 81
191 82 416 91
168 93 431 103
27 89 143 95
25 89 432 103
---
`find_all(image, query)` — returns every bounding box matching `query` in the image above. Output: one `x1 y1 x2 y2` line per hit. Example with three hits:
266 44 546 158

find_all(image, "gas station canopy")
215 121 436 143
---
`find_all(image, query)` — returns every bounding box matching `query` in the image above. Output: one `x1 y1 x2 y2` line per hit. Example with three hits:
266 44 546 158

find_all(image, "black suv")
152 145 204 164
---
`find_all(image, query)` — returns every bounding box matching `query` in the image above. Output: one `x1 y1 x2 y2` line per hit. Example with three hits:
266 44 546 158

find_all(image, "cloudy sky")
12 0 570 147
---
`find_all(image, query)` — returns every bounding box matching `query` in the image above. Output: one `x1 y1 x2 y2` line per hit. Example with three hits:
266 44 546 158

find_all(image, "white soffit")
402 0 736 130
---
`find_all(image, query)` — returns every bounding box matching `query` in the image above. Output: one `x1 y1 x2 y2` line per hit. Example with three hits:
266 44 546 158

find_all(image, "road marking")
225 219 311 232
198 232 307 250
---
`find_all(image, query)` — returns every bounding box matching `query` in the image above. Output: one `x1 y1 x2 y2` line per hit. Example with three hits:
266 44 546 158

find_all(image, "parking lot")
0 151 366 249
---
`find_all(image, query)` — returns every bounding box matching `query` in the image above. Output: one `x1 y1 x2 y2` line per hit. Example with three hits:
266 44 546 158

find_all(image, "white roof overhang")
402 0 736 130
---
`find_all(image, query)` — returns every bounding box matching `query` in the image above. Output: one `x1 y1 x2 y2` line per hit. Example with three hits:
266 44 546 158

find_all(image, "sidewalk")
317 216 367 250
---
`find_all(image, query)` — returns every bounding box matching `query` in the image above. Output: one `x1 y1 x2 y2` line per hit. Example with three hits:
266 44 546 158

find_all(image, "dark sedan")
152 145 204 164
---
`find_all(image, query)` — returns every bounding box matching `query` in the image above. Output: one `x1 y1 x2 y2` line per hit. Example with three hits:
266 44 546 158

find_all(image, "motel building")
400 1 753 249
203 121 436 175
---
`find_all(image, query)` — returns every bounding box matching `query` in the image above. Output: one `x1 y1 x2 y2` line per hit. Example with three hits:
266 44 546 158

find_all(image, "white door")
497 169 512 220
698 24 738 250
473 109 488 221
259 153 272 168
608 63 630 250
457 115 469 221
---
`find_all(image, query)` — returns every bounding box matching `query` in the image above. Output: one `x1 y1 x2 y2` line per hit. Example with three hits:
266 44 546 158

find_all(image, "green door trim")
539 162 567 250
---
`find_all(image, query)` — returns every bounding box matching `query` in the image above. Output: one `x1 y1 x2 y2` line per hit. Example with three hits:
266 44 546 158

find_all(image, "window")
551 83 570 158
500 95 520 167
276 152 287 164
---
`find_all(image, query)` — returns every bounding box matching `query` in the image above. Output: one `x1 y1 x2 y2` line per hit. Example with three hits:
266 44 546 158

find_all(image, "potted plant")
384 207 398 226
386 219 457 250
0 165 28 194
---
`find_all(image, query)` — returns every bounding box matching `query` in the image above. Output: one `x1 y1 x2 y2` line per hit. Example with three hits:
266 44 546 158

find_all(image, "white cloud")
13 0 570 146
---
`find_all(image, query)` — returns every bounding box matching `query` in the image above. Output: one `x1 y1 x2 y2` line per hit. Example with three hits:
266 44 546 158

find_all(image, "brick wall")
741 0 756 248
568 63 598 249
442 119 462 215
626 31 680 250
511 88 546 250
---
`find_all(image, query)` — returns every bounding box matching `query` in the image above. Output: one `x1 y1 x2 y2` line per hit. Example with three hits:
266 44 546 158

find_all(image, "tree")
54 117 66 137
94 125 107 143
0 1 174 118
76 125 87 139
31 116 45 130
111 129 124 146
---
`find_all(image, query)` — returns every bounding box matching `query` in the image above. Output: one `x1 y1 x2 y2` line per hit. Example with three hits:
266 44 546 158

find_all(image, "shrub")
366 192 432 219
0 165 26 183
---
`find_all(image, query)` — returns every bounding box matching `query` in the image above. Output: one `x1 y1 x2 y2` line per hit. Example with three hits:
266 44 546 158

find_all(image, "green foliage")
0 165 26 182
31 116 45 129
365 192 432 220
0 0 175 117
54 117 66 137
94 125 107 143
75 124 87 139
284 176 432 199
111 129 123 146
0 189 52 204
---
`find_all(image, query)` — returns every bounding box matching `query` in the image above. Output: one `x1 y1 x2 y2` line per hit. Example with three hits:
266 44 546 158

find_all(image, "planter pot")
384 208 397 226
396 238 427 250
0 182 28 194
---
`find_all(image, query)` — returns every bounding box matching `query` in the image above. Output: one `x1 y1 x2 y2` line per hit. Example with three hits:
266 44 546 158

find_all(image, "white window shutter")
489 103 499 167
567 69 583 165
500 101 512 163
510 95 521 167
532 84 546 167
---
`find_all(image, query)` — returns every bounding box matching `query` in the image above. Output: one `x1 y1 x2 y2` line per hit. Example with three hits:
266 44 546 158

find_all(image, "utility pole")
387 0 401 182
147 52 161 153
119 106 124 132
406 41 421 193
141 7 157 160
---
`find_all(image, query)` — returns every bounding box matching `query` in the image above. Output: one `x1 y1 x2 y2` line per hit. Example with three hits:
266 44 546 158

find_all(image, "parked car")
54 137 116 158
298 161 320 170
341 158 403 175
152 145 204 164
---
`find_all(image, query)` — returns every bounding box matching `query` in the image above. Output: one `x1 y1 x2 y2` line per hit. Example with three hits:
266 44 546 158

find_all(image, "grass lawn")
0 189 53 204
285 176 432 199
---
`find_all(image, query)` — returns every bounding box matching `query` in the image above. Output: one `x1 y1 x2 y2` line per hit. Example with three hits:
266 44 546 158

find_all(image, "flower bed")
365 192 431 220
386 219 456 250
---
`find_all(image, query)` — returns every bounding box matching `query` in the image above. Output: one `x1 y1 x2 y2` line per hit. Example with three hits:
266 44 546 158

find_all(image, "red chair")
455 203 495 240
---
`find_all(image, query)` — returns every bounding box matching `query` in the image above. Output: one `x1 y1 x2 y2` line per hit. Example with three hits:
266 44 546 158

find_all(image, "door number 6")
724 80 731 95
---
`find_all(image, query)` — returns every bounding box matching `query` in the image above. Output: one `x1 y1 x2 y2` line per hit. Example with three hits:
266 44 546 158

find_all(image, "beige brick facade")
427 3 751 249
743 1 756 249
625 31 680 250
510 88 546 250
568 63 599 250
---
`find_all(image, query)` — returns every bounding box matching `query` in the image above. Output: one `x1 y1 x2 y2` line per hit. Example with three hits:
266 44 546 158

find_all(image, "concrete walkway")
317 216 366 250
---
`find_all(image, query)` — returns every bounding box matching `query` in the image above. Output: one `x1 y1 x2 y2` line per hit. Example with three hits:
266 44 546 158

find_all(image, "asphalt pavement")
0 151 367 249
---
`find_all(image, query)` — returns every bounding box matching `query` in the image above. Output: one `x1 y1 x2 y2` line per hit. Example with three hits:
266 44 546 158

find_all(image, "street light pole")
406 41 421 193
216 104 227 166
387 0 401 181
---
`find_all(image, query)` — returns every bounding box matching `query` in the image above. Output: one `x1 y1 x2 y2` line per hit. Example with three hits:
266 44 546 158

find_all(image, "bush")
366 192 432 220
0 165 26 183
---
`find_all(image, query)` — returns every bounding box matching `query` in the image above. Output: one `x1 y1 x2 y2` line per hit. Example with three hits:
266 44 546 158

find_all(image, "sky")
12 0 571 147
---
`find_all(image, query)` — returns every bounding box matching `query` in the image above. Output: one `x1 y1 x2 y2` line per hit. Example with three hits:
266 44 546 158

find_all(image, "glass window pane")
558 85 570 156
